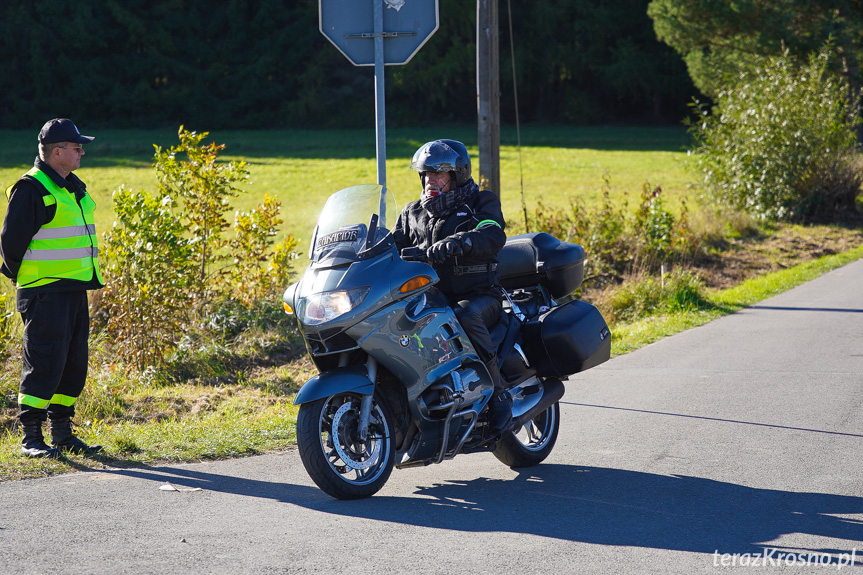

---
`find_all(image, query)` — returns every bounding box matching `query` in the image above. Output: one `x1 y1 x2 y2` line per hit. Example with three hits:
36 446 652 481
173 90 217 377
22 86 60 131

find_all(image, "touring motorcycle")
282 184 610 499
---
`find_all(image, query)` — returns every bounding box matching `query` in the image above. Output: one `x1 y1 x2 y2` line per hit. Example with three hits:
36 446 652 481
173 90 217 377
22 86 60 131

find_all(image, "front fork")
355 354 377 442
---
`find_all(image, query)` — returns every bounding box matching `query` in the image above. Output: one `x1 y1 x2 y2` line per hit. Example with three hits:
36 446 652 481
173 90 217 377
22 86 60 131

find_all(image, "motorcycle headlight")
297 287 370 326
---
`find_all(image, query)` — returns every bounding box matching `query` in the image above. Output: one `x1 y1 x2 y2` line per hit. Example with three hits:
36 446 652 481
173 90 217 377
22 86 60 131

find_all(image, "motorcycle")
282 184 611 499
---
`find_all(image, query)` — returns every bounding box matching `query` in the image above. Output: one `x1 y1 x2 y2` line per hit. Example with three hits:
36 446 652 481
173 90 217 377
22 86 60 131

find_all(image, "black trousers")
18 291 90 421
451 292 502 378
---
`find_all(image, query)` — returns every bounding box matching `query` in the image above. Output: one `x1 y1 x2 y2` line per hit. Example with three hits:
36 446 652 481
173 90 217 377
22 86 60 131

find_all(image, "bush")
154 127 249 304
523 174 730 323
101 186 196 371
526 173 698 288
228 195 300 305
99 127 300 374
688 45 862 221
632 183 695 269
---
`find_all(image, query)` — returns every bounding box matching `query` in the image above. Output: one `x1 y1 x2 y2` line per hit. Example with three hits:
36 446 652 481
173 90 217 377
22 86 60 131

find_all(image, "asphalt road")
2 260 862 574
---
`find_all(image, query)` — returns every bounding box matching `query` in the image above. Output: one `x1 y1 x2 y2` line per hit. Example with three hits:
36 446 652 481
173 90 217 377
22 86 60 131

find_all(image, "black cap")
38 118 95 145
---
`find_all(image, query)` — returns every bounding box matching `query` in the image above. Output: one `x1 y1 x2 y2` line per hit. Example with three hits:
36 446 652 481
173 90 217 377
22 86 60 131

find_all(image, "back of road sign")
319 0 439 66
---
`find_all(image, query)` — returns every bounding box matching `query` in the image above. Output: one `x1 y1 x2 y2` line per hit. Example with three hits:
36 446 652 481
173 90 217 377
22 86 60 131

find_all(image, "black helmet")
410 139 472 188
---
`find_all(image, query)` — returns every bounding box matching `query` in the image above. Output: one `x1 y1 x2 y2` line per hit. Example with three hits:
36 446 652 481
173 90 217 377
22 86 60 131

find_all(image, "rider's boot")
485 358 512 436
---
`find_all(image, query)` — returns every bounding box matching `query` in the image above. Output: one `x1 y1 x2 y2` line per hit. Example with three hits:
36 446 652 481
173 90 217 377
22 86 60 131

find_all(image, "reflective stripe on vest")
16 168 103 288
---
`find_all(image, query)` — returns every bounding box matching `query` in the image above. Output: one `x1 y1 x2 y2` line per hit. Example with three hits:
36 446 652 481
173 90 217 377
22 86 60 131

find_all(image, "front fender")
293 366 374 405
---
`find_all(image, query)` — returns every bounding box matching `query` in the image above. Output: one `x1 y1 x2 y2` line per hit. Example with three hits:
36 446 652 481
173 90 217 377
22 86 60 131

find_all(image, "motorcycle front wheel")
297 391 395 500
493 401 560 468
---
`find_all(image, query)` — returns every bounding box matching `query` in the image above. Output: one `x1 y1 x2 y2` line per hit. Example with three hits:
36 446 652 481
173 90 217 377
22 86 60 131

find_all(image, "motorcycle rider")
393 139 512 435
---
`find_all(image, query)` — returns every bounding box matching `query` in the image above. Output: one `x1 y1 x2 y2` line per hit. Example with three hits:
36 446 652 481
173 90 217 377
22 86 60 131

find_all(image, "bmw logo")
399 335 410 348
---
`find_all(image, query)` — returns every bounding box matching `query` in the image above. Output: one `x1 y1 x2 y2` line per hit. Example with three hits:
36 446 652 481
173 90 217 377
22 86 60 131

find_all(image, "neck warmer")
421 178 479 217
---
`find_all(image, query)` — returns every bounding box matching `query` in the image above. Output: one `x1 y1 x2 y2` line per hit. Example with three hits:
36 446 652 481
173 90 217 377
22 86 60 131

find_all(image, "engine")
422 367 487 417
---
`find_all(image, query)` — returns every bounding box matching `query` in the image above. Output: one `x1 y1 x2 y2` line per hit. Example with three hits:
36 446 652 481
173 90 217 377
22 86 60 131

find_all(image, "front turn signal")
399 275 432 294
282 301 294 315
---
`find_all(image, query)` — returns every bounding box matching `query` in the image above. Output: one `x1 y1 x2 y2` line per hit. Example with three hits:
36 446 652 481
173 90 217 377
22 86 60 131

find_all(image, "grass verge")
611 243 863 355
0 384 301 482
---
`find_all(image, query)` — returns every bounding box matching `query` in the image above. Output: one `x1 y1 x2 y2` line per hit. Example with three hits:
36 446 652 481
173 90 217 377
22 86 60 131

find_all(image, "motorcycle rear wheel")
297 391 395 500
493 401 560 468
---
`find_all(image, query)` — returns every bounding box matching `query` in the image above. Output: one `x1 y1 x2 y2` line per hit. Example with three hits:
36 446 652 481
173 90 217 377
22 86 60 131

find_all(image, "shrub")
102 187 196 372
100 127 299 373
228 195 300 305
154 127 249 304
527 172 697 288
632 183 696 268
688 45 862 221
524 172 726 324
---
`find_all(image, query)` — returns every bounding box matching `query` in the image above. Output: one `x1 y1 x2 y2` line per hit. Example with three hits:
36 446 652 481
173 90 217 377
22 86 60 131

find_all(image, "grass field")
0 125 693 252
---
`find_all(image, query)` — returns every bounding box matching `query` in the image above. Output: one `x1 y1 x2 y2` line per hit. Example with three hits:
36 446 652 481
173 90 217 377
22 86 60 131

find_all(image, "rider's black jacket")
393 188 506 296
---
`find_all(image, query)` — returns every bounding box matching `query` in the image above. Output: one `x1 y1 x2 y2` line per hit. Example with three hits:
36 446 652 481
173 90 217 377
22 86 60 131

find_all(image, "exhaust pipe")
509 378 565 429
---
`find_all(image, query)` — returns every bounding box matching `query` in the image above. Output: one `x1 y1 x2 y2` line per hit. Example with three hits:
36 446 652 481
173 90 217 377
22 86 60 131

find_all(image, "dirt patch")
690 224 863 290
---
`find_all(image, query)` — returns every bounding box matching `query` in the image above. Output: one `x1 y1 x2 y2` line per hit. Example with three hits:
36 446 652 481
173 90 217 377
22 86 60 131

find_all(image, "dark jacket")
394 188 506 296
1 158 103 307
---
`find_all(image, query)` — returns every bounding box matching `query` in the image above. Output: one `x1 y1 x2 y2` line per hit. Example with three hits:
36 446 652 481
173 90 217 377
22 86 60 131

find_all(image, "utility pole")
476 0 500 196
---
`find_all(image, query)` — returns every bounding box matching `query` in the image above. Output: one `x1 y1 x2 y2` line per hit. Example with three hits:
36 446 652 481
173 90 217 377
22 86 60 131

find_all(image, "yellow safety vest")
11 168 102 288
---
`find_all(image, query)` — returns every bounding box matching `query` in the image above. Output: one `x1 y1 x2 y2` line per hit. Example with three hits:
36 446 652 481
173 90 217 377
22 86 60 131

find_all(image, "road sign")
319 0 438 205
319 0 439 66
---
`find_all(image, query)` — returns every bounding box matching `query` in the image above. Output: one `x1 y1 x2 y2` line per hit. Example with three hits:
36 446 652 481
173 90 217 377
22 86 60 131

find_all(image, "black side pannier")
497 233 586 299
521 299 611 377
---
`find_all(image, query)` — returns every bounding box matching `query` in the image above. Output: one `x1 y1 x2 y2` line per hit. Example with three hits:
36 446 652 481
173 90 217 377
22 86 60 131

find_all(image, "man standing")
1 118 104 457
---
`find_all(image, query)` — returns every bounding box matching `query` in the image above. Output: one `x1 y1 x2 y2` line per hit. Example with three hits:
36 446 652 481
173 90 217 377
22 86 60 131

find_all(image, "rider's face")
424 171 452 195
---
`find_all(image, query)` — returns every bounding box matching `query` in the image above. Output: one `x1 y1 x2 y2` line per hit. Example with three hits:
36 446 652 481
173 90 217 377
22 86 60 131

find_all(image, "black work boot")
20 413 60 458
50 416 103 455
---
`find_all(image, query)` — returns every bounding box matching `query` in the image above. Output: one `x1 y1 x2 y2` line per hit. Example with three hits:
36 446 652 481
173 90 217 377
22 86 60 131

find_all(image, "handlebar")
400 247 428 262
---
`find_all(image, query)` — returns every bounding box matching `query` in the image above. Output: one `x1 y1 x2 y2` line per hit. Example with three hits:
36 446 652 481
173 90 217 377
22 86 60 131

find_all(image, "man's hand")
427 238 463 264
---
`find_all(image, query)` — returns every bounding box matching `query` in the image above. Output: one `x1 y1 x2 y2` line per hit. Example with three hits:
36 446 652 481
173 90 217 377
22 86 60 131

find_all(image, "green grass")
0 125 692 252
0 382 302 480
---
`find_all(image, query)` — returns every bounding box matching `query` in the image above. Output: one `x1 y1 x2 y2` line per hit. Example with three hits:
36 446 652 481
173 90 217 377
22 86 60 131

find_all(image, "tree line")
2 0 859 132
1 0 695 131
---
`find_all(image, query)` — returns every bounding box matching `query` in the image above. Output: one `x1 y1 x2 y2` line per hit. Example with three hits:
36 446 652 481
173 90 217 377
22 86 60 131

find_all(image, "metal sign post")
319 0 439 222
373 0 386 193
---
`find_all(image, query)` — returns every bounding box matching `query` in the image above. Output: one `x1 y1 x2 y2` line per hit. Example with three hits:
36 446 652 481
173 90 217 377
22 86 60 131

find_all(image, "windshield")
310 184 399 264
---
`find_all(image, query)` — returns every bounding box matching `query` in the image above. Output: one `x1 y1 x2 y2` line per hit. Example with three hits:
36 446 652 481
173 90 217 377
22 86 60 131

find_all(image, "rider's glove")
427 237 463 264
